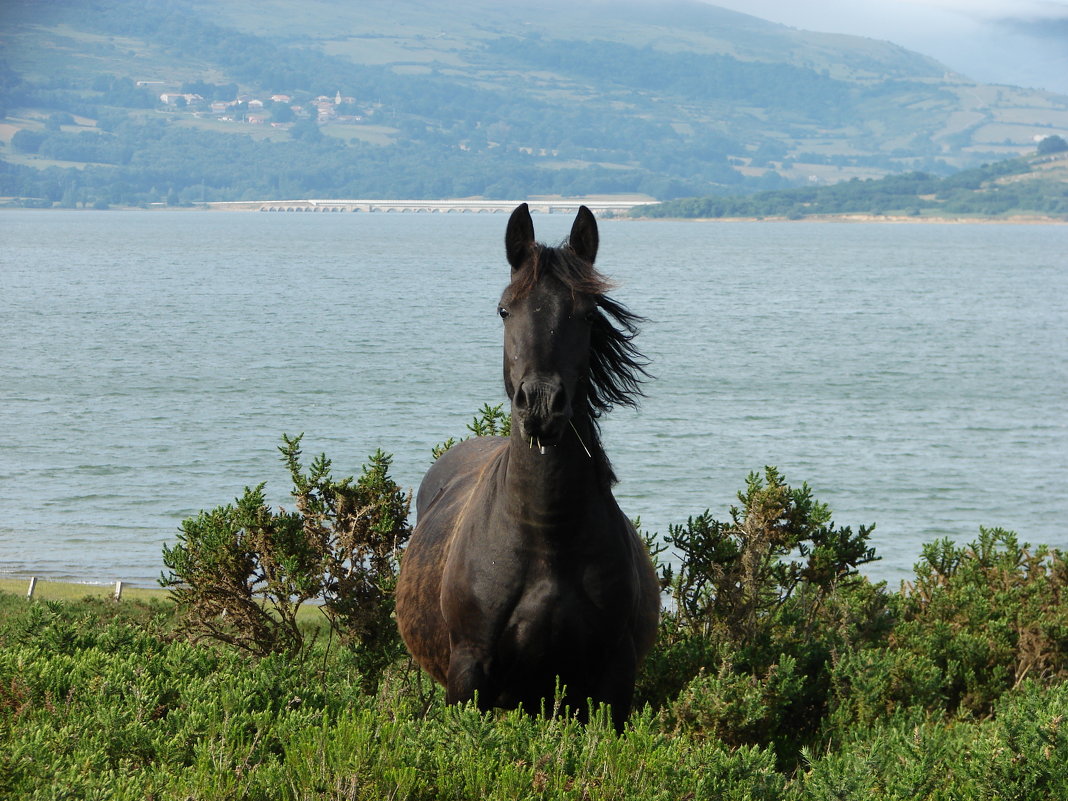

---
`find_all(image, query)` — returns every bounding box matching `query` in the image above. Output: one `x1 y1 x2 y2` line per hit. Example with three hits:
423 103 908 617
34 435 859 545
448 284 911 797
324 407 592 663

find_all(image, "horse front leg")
592 637 639 734
446 642 497 711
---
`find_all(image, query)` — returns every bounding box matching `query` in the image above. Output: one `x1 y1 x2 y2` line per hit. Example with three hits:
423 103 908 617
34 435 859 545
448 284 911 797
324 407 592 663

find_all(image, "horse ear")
569 205 598 265
505 203 535 271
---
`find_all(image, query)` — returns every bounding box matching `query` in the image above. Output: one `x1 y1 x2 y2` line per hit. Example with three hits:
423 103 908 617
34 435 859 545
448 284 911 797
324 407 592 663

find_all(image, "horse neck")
503 411 609 522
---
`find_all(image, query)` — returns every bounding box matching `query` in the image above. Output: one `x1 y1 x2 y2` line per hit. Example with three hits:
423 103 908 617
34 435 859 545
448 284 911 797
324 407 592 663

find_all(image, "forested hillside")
636 143 1068 220
2 0 1067 207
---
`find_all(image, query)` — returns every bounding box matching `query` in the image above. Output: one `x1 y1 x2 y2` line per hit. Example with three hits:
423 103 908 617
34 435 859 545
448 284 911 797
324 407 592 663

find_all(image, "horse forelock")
507 243 613 301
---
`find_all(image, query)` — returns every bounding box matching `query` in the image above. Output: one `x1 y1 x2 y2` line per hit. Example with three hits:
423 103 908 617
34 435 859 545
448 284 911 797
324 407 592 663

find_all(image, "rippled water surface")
1 210 1065 586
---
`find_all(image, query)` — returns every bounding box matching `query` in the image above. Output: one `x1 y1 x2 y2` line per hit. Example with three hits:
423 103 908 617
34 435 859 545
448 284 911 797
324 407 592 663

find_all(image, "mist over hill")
2 0 1067 206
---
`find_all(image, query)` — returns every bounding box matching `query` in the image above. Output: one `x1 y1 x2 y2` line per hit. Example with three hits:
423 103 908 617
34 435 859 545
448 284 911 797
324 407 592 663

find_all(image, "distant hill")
2 0 1067 206
635 147 1068 221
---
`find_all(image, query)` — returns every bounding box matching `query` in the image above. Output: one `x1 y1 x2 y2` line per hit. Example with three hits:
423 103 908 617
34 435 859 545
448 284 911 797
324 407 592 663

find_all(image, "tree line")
636 148 1068 219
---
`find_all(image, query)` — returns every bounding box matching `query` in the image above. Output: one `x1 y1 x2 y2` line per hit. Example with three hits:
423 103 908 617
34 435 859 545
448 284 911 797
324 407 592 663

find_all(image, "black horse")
395 203 659 731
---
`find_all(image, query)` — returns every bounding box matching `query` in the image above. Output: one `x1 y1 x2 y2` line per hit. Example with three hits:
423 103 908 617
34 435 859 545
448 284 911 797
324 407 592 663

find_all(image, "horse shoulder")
397 438 510 676
416 436 509 518
416 439 521 634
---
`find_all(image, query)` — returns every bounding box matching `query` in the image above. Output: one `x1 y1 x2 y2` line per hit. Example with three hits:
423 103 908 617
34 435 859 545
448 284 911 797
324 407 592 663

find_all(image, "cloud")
704 0 1068 94
905 0 1068 22
706 1 968 41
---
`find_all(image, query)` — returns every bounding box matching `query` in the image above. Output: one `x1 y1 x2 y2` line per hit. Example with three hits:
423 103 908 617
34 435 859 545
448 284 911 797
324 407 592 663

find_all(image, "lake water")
1 209 1066 588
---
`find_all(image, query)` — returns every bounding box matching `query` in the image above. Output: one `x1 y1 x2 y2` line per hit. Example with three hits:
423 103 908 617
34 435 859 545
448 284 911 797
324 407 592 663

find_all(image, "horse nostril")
514 382 530 410
550 385 568 414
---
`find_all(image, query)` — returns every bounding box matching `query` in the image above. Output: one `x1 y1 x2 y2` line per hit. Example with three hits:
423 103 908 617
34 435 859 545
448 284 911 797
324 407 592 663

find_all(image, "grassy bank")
0 577 345 614
0 577 169 603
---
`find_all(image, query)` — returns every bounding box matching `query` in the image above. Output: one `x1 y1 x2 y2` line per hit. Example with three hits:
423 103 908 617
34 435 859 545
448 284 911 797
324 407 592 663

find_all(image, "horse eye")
498 306 510 320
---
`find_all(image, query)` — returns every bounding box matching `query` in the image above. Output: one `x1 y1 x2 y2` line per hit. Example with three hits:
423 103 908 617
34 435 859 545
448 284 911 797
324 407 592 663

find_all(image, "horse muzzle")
513 378 571 446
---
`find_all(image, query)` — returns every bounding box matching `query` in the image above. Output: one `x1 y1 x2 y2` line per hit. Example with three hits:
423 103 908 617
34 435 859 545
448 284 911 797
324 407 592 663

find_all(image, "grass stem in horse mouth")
570 419 593 459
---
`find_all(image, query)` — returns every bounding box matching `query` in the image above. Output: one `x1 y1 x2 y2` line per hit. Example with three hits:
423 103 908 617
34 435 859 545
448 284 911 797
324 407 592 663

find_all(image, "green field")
0 577 167 603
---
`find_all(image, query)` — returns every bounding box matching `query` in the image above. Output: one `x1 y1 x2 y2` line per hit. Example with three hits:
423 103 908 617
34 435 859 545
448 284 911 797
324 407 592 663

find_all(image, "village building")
159 93 204 105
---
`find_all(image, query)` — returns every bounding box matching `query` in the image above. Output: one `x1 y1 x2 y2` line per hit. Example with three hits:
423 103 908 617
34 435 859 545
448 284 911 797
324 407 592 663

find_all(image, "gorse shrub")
161 435 410 683
162 481 307 655
659 467 877 642
798 680 1068 800
904 528 1068 701
0 598 786 801
641 504 1068 770
637 467 883 765
280 436 412 679
432 402 511 459
830 527 1068 728
5 589 1066 799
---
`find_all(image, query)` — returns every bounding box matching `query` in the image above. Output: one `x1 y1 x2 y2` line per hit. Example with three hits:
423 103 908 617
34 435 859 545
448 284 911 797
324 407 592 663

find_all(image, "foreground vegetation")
3 421 1067 798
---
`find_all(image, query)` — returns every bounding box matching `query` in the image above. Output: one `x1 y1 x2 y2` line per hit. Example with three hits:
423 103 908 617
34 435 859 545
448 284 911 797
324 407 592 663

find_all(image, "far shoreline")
2 202 1066 224
628 212 1068 224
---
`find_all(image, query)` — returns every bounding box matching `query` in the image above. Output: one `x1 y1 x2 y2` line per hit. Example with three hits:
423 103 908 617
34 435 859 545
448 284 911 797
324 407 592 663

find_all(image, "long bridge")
205 198 653 215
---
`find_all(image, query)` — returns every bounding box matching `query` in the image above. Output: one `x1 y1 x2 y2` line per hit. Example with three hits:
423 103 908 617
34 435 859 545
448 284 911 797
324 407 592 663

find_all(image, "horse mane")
508 241 649 485
588 292 647 418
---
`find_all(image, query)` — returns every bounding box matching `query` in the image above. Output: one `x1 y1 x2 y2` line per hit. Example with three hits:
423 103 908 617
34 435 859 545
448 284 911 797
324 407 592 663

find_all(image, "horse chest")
507 576 594 651
505 550 634 658
446 531 629 646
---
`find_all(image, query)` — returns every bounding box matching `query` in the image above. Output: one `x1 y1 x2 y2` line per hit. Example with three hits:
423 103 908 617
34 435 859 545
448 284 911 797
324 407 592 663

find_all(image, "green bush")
639 475 1068 770
431 402 510 459
160 435 411 684
0 597 785 800
3 586 1066 799
830 528 1068 727
638 467 884 765
800 681 1068 800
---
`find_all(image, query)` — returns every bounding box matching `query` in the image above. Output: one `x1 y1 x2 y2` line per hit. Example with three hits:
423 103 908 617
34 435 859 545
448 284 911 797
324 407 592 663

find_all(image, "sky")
706 0 1068 95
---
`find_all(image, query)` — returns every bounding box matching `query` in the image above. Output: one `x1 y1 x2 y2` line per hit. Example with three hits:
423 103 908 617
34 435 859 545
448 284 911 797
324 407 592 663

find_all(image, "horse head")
499 203 602 449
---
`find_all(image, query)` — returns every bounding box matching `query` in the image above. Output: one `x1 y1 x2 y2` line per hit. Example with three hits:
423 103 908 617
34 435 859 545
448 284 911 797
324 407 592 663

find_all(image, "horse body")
395 204 659 730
